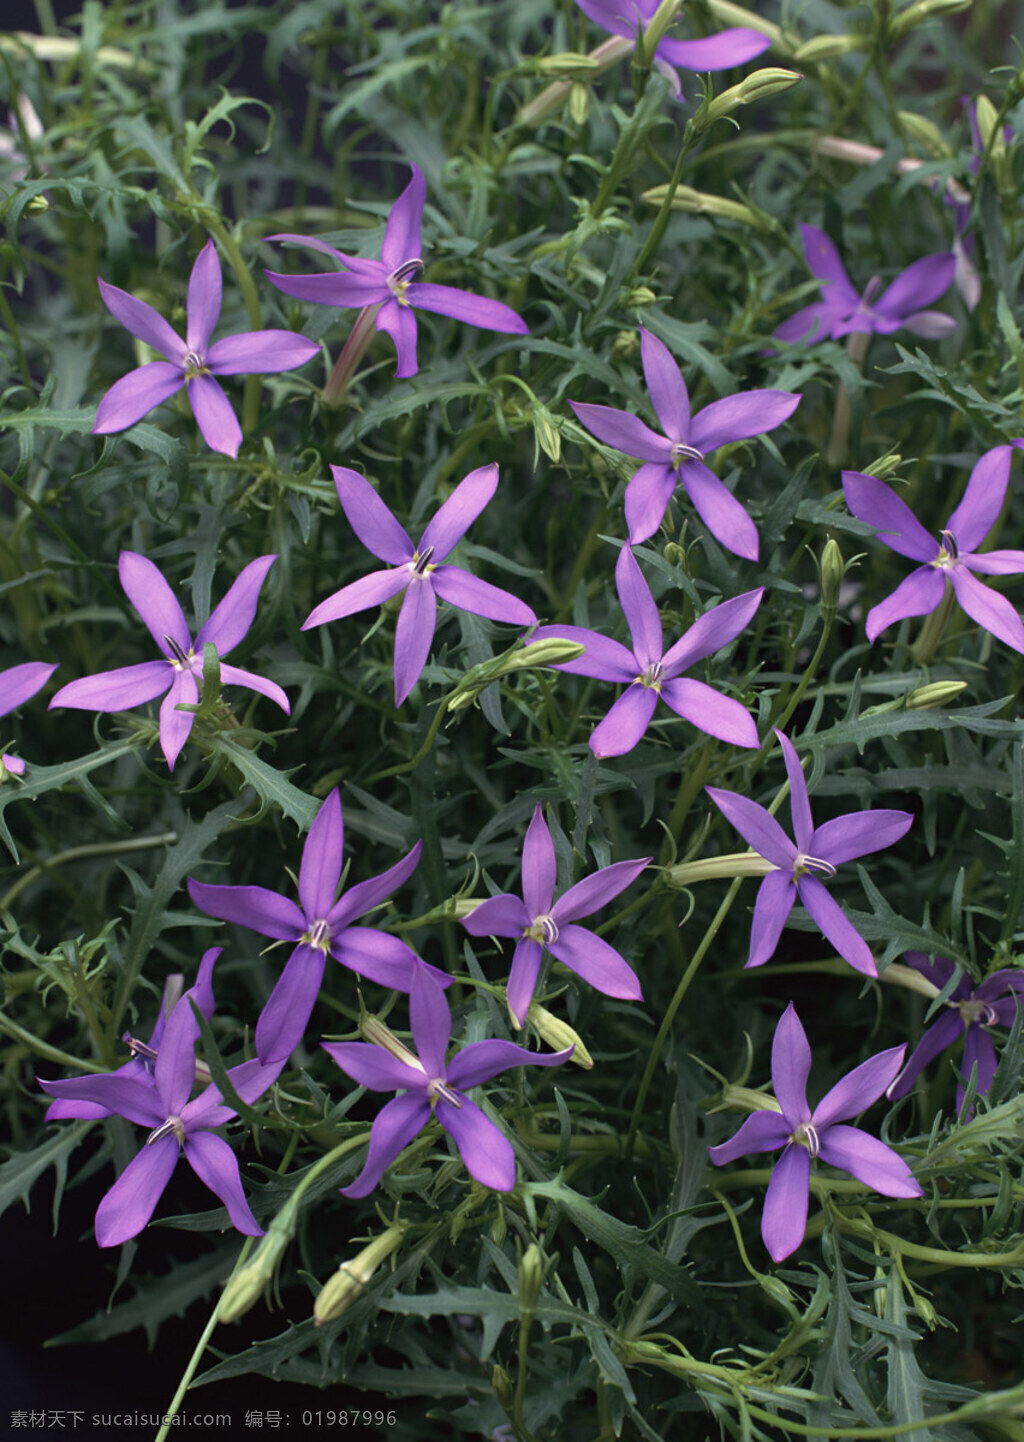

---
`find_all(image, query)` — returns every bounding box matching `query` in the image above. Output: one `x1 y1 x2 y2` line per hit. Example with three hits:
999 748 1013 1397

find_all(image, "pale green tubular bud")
569 81 591 127
518 1243 546 1317
898 111 951 158
864 451 902 480
792 34 862 61
889 0 971 40
446 639 585 712
532 404 562 463
640 184 762 229
974 96 1003 152
906 680 968 710
627 286 657 308
525 1001 592 1069
820 538 844 623
720 1085 783 1115
450 896 490 919
534 52 602 77
702 68 802 124
636 0 684 67
878 962 942 998
668 852 775 887
220 1209 297 1324
491 1364 514 1410
359 1015 426 1074
314 1224 407 1327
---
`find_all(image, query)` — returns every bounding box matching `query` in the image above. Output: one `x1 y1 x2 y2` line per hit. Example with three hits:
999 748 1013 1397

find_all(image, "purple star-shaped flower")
843 447 1024 653
303 464 537 706
189 788 445 1065
49 552 289 771
265 165 528 380
887 953 1024 1111
570 328 800 554
574 0 770 100
1 660 58 777
709 1003 922 1262
706 729 914 976
461 804 649 1027
529 544 762 757
39 949 284 1247
92 239 319 457
774 224 957 346
325 966 571 1198
42 948 220 1122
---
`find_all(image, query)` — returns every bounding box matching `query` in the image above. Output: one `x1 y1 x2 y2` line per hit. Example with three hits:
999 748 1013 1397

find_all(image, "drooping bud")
534 52 602 78
314 1224 407 1326
792 34 862 61
446 639 586 713
898 111 951 158
906 680 968 710
220 1207 297 1324
525 1001 592 1069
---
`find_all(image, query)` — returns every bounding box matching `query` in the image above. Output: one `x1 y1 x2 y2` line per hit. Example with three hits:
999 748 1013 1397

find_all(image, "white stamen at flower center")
957 997 997 1028
793 853 837 880
146 1114 185 1147
164 634 193 670
387 257 424 305
182 350 209 380
427 1076 463 1109
669 441 704 467
411 545 436 577
638 661 663 691
933 530 960 569
125 1035 159 1062
301 918 331 952
789 1121 821 1158
524 913 559 946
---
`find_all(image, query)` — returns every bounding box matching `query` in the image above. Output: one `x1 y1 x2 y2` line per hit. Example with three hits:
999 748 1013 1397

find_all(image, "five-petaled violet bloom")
39 949 284 1247
708 1003 922 1262
574 0 770 101
1 660 58 778
303 464 537 706
707 729 913 976
325 966 571 1198
49 552 289 771
774 224 957 346
265 164 528 379
570 328 800 555
92 239 319 457
461 803 649 1027
189 788 445 1065
529 544 762 757
843 446 1024 653
887 953 1024 1111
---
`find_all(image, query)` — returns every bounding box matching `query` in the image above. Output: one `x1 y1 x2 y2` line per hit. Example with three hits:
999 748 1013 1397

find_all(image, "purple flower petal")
461 893 531 938
549 923 643 1001
381 165 426 272
303 568 411 630
589 684 659 757
960 1024 998 1104
659 677 759 747
615 545 662 668
322 1040 427 1094
187 374 242 458
526 625 638 682
813 1044 906 1128
332 466 414 564
330 841 422 929
661 589 764 676
773 303 838 346
196 554 277 655
902 952 961 994
950 565 1024 652
874 253 956 320
962 548 1024 576
339 1092 432 1200
841 472 938 562
773 729 813 853
506 936 544 1028
49 660 172 713
159 668 198 769
436 1094 516 1191
657 28 771 69
689 389 801 455
447 1038 570 1092
421 464 499 561
946 445 1014 552
119 551 191 655
624 461 678 544
770 1003 812 1123
409 967 451 1078
707 1109 791 1166
569 401 672 463
975 968 1024 1003
153 990 203 1116
37 1072 163 1127
394 580 437 705
299 788 343 921
798 225 859 303
431 567 536 626
404 282 528 335
553 855 649 924
679 459 759 560
97 277 187 363
92 362 186 434
267 233 378 272
902 310 958 339
811 809 913 867
747 869 797 969
887 1010 965 1101
206 329 319 375
255 944 326 1064
522 804 557 918
705 787 797 870
640 328 689 442
0 661 58 717
761 1142 810 1262
187 878 305 940
331 927 422 992
376 299 419 378
263 268 389 307
95 1135 180 1248
865 567 947 643
216 662 290 713
574 0 635 41
797 875 877 977
816 1124 921 1198
186 240 222 355
184 1131 262 1234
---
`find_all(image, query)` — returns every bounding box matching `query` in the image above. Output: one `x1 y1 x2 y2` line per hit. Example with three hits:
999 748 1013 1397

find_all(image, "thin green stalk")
628 123 698 284
910 582 954 666
0 832 177 910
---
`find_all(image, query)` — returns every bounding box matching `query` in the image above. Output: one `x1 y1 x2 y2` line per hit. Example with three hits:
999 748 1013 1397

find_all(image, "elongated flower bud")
888 0 971 40
702 68 802 124
906 680 968 710
820 538 844 621
518 1243 546 1316
314 1224 406 1326
525 1001 592 1069
793 34 861 62
220 1217 294 1324
534 52 602 77
636 0 685 67
668 852 776 887
898 111 951 157
640 184 764 230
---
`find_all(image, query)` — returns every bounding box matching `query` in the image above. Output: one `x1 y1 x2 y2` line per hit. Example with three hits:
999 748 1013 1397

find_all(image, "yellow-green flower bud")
612 329 640 362
525 1001 592 1069
865 451 902 480
898 110 951 158
492 1363 514 1409
792 34 861 62
627 286 657 308
820 538 844 619
220 1224 293 1324
663 541 686 568
360 1015 426 1074
26 194 50 215
760 1274 798 1306
879 961 942 999
703 68 802 123
974 95 1003 152
640 184 762 229
906 680 968 710
569 81 591 127
450 896 490 919
534 52 602 77
667 852 775 887
314 1224 406 1327
518 1242 546 1316
532 404 562 463
889 0 971 40
636 0 685 67
720 1084 783 1115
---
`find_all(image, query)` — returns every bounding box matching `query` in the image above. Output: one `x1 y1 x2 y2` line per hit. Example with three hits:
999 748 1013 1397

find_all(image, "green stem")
910 581 954 665
0 832 177 910
0 1009 110 1071
628 122 698 283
